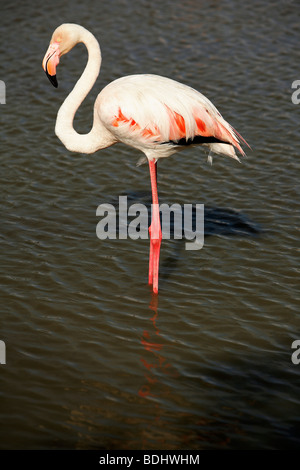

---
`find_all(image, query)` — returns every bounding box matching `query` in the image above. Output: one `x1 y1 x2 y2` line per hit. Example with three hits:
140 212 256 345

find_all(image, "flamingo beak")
42 42 60 88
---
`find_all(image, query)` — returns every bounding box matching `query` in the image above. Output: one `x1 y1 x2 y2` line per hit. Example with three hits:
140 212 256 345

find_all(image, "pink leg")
148 160 162 294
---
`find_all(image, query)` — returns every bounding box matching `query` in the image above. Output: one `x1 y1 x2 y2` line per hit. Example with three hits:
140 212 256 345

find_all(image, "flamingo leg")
148 160 162 294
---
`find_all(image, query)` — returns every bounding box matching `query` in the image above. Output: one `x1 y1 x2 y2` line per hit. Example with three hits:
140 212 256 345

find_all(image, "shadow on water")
104 190 262 237
103 190 262 285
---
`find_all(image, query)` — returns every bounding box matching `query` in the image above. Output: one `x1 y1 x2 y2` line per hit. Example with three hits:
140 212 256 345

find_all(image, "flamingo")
42 23 249 294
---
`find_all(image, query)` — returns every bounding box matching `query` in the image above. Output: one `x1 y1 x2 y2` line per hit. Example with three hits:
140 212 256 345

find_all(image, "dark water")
1 0 300 450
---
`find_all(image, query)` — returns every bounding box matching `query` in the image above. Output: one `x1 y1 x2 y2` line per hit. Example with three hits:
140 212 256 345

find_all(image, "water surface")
0 0 299 450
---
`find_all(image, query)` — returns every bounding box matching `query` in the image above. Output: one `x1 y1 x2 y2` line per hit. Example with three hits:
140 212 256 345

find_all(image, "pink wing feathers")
100 74 249 160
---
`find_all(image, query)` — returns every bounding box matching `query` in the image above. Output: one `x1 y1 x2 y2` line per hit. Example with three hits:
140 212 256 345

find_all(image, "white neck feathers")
55 27 111 154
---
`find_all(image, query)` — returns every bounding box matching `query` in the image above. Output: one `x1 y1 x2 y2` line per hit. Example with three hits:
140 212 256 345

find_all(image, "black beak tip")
45 71 58 88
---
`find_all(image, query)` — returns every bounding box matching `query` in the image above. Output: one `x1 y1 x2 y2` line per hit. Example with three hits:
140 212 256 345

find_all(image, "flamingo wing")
97 74 249 161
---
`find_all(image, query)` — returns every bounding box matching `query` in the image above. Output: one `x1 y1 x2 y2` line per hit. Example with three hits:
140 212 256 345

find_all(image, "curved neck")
55 28 109 154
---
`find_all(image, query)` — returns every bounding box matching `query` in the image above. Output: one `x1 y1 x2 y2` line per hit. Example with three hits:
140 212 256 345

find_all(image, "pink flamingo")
42 23 249 294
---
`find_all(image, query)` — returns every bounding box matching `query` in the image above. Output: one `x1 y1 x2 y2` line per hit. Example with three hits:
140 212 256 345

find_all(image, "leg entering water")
148 160 162 294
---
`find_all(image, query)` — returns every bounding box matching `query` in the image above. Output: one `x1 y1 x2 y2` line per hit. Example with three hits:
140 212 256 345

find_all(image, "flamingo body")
42 23 249 294
96 74 246 162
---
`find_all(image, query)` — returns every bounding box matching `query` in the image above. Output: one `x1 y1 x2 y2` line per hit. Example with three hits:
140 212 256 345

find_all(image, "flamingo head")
42 23 83 88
